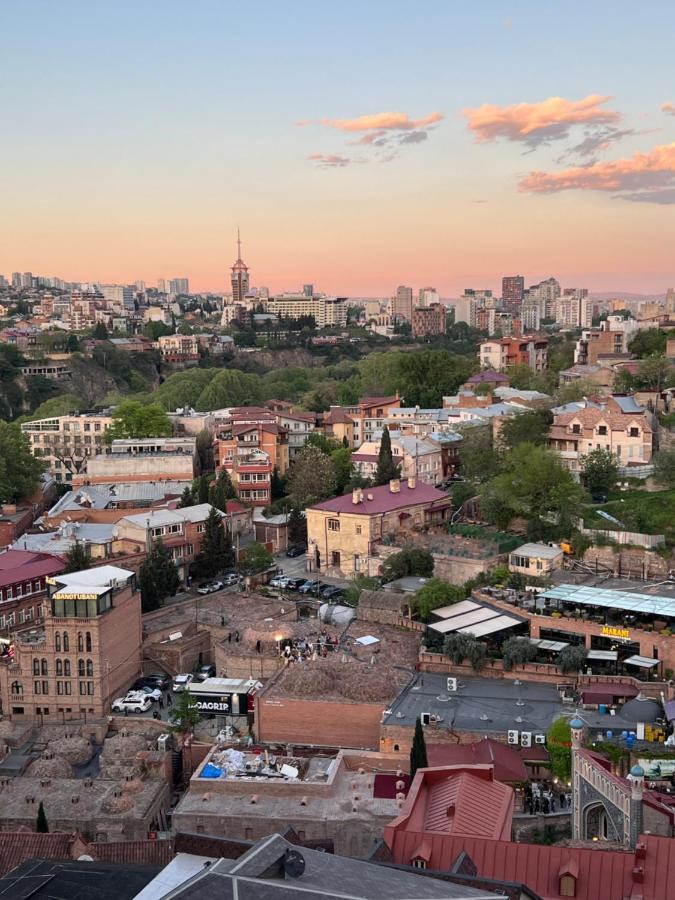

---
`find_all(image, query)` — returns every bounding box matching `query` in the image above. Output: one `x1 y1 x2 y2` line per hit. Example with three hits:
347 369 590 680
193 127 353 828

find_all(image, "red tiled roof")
426 739 528 783
90 839 174 867
0 832 75 877
0 551 65 589
324 408 355 425
225 501 247 514
310 479 447 515
359 395 399 409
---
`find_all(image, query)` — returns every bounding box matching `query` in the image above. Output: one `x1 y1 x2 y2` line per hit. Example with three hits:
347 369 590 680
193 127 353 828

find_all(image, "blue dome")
630 764 645 778
570 718 584 729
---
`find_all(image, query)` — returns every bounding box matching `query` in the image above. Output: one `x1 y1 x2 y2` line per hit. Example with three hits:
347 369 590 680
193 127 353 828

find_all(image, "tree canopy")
582 447 619 495
0 422 45 502
382 546 434 582
191 508 234 578
287 444 337 506
138 539 180 612
375 426 400 485
106 400 172 441
412 578 464 622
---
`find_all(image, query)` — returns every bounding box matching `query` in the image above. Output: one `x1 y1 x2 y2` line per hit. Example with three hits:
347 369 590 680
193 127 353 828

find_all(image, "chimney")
352 488 362 505
389 479 400 493
408 476 416 489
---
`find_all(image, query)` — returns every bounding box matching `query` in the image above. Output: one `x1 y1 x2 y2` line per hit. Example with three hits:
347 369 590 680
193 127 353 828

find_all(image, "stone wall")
582 546 673 580
255 694 384 750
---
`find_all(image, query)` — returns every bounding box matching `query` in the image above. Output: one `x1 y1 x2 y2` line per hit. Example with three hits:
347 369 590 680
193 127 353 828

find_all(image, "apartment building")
0 565 141 721
73 437 197 486
411 303 445 338
264 293 346 327
156 334 200 362
231 450 273 507
352 433 444 486
306 478 451 577
392 285 413 321
339 395 401 447
216 408 289 476
322 407 356 446
0 551 65 637
479 336 548 372
275 410 316 459
548 396 653 474
21 412 114 482
574 320 634 365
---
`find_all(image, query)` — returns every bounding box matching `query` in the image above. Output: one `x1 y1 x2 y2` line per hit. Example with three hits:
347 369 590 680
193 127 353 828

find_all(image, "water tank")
318 604 355 626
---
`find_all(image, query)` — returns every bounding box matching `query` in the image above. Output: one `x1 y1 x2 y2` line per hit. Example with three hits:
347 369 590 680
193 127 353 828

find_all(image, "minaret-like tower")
230 228 250 304
628 763 645 849
570 716 584 839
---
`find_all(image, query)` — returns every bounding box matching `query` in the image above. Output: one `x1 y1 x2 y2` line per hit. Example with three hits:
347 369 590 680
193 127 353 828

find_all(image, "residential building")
501 275 525 314
418 286 439 306
548 395 653 474
392 285 413 321
73 437 197 486
520 296 541 332
479 336 548 372
454 289 492 326
156 334 200 362
322 407 355 446
0 550 65 636
555 291 593 328
574 320 635 365
230 231 250 304
352 432 444 485
231 450 273 507
411 302 445 338
143 305 171 324
21 412 114 482
169 277 189 294
340 395 401 447
216 408 289 476
264 292 346 327
306 477 451 577
100 284 134 310
0 565 141 721
275 410 316 459
527 276 560 320
463 371 510 391
508 542 564 578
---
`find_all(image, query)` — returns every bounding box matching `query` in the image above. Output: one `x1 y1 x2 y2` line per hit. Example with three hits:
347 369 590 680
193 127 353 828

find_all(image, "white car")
128 686 161 702
269 575 290 589
111 695 152 713
172 673 193 692
197 580 224 595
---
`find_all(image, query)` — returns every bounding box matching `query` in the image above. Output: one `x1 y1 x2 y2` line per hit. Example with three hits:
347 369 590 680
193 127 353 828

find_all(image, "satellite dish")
283 849 305 879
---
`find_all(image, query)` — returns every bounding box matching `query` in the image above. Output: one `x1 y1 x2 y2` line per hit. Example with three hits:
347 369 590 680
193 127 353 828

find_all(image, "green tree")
138 539 180 612
582 447 619 496
195 429 214 472
306 433 340 455
178 486 195 508
25 394 81 420
192 508 234 578
106 400 172 441
410 717 429 780
64 542 90 574
547 718 572 781
412 578 464 622
628 328 667 357
240 541 273 574
287 445 337 506
375 426 401 486
211 468 237 511
287 506 307 545
168 688 202 736
195 369 262 411
36 801 49 833
654 449 675 489
0 422 45 502
194 475 210 504
93 321 109 340
502 636 539 671
330 446 353 494
143 320 174 340
499 410 553 450
442 633 486 671
459 427 502 483
557 645 588 674
271 467 288 501
635 356 673 391
382 547 434 582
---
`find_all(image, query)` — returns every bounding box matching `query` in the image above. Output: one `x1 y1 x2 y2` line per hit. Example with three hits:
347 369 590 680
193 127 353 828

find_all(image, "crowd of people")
523 781 571 815
279 629 341 664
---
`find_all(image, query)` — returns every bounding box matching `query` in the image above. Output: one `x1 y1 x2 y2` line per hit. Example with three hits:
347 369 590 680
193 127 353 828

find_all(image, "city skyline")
3 1 675 294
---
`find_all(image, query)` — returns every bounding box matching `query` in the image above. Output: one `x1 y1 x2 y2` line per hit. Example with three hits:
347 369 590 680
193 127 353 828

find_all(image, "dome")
620 695 662 724
569 718 584 729
630 764 645 778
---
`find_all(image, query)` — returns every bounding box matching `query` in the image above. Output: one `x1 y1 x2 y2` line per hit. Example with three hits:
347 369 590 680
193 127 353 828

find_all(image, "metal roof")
543 583 675 619
624 655 660 668
428 608 501 634
432 600 480 620
587 649 618 661
511 542 563 560
457 614 523 638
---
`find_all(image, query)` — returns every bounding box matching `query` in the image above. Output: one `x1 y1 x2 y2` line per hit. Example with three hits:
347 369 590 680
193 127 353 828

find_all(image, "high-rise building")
527 277 561 320
392 285 413 321
231 229 250 303
501 275 525 313
21 272 34 288
169 278 190 294
666 287 675 316
11 272 21 288
418 286 439 307
303 284 314 298
412 303 445 338
157 279 167 292
134 280 146 292
100 284 134 309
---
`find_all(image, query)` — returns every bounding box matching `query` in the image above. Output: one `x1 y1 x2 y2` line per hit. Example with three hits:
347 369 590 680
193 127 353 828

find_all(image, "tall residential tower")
231 229 250 303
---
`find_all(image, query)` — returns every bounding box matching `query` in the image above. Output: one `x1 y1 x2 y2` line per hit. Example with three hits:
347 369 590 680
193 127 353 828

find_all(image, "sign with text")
601 625 631 639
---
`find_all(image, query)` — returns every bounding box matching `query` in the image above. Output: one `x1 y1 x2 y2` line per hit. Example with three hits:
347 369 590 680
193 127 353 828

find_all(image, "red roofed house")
384 764 514 869
306 477 451 577
340 395 401 447
0 550 65 637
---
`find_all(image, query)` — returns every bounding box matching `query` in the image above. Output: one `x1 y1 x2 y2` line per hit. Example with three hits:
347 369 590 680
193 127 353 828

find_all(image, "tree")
270 467 288 501
557 645 588 674
375 426 401 486
64 542 90 574
412 579 464 622
459 427 501 483
410 717 429 780
138 539 180 612
654 449 675 489
502 636 539 671
0 422 45 503
106 400 172 441
628 328 667 357
547 718 572 781
382 547 434 582
93 321 109 340
499 410 553 450
582 447 619 496
330 446 353 494
194 475 210 504
288 506 307 545
443 633 486 671
195 429 214 472
168 688 201 736
287 445 337 506
178 486 195 508
36 801 49 833
192 508 234 578
211 468 236 512
239 541 273 574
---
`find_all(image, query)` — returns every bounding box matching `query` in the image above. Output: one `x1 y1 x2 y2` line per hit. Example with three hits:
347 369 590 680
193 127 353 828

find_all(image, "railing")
577 526 665 549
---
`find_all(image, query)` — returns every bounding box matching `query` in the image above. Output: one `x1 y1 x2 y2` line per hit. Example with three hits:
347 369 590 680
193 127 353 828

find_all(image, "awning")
432 599 479 620
530 639 569 652
587 650 618 662
580 683 638 703
624 655 660 669
457 614 524 638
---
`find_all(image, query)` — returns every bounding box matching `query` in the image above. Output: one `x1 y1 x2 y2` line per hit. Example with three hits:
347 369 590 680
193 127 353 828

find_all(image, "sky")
2 1 675 297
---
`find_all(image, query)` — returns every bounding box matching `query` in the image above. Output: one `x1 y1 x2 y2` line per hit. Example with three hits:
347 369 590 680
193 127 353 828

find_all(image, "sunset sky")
3 1 675 296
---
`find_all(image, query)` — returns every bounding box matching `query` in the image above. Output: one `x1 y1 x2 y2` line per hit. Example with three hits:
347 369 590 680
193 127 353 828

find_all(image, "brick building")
412 303 445 338
339 395 401 447
0 565 141 721
216 408 289 476
0 550 65 637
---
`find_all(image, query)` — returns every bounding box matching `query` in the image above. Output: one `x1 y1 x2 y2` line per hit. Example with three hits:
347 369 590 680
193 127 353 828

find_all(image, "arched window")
86 632 92 653
40 659 48 676
77 633 83 653
55 633 61 652
56 660 63 676
78 659 85 677
33 659 40 676
11 681 22 695
63 632 69 651
86 660 93 677
64 660 71 676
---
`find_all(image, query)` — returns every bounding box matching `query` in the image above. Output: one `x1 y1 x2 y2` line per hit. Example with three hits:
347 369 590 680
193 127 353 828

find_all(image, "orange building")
215 408 289 477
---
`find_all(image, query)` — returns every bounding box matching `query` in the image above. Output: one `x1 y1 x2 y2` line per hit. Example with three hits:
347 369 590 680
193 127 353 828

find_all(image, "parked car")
285 577 307 591
222 572 243 586
197 580 224 595
195 663 216 682
111 695 152 714
269 575 291 589
299 580 323 595
135 674 170 691
286 544 307 558
321 586 345 601
172 673 194 692
128 685 162 702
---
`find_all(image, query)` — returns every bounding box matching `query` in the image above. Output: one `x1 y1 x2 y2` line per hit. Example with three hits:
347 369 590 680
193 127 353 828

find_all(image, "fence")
577 526 665 549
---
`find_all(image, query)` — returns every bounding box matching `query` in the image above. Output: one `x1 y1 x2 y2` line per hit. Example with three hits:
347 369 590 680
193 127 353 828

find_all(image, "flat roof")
461 614 524 637
511 542 563 560
543 583 675 620
432 600 480 620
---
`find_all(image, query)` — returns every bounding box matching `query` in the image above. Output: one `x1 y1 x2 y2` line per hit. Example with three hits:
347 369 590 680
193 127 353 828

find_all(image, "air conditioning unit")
446 677 457 692
507 730 519 745
520 732 532 748
420 713 431 726
157 734 172 752
535 734 546 745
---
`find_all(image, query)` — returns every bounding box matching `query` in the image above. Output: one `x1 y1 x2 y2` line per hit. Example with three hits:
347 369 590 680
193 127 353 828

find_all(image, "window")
79 682 86 695
629 427 639 437
86 660 93 676
56 660 63 676
64 660 70 676
87 682 94 695
85 632 92 652
328 519 340 532
571 423 581 434
412 859 427 869
355 525 362 535
597 425 607 435
42 681 49 694
78 633 83 652
41 659 48 676
197 523 205 533
63 632 69 651
5 587 11 600
11 681 22 695
34 681 42 694
33 659 40 676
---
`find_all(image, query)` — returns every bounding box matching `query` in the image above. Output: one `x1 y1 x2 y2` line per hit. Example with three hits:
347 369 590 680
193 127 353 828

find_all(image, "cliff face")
230 348 322 371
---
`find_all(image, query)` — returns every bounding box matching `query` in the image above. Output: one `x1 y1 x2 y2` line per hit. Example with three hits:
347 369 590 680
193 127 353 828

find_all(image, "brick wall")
255 695 384 750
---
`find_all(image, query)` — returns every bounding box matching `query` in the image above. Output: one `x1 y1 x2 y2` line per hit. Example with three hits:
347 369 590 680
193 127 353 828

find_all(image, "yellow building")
306 478 451 578
508 542 564 578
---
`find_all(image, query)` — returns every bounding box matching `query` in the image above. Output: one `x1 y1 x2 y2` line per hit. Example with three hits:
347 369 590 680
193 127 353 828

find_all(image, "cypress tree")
36 801 49 833
375 426 401 486
178 486 194 508
288 506 307 545
192 508 233 578
409 716 428 780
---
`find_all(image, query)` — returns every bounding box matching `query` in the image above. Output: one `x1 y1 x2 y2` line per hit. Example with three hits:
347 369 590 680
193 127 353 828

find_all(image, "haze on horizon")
2 1 675 296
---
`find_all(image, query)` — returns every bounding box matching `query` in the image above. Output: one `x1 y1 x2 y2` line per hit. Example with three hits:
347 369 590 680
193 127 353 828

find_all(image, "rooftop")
0 550 64 588
118 503 221 530
511 542 564 560
310 479 448 515
543 583 675 620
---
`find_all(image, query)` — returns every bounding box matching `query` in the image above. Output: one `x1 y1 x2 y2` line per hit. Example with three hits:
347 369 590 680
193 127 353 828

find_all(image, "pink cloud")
464 94 620 146
320 111 443 133
307 153 353 168
661 102 675 116
518 142 675 202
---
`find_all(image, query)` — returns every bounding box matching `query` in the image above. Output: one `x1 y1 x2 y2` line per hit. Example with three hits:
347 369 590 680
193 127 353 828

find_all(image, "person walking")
166 693 172 708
